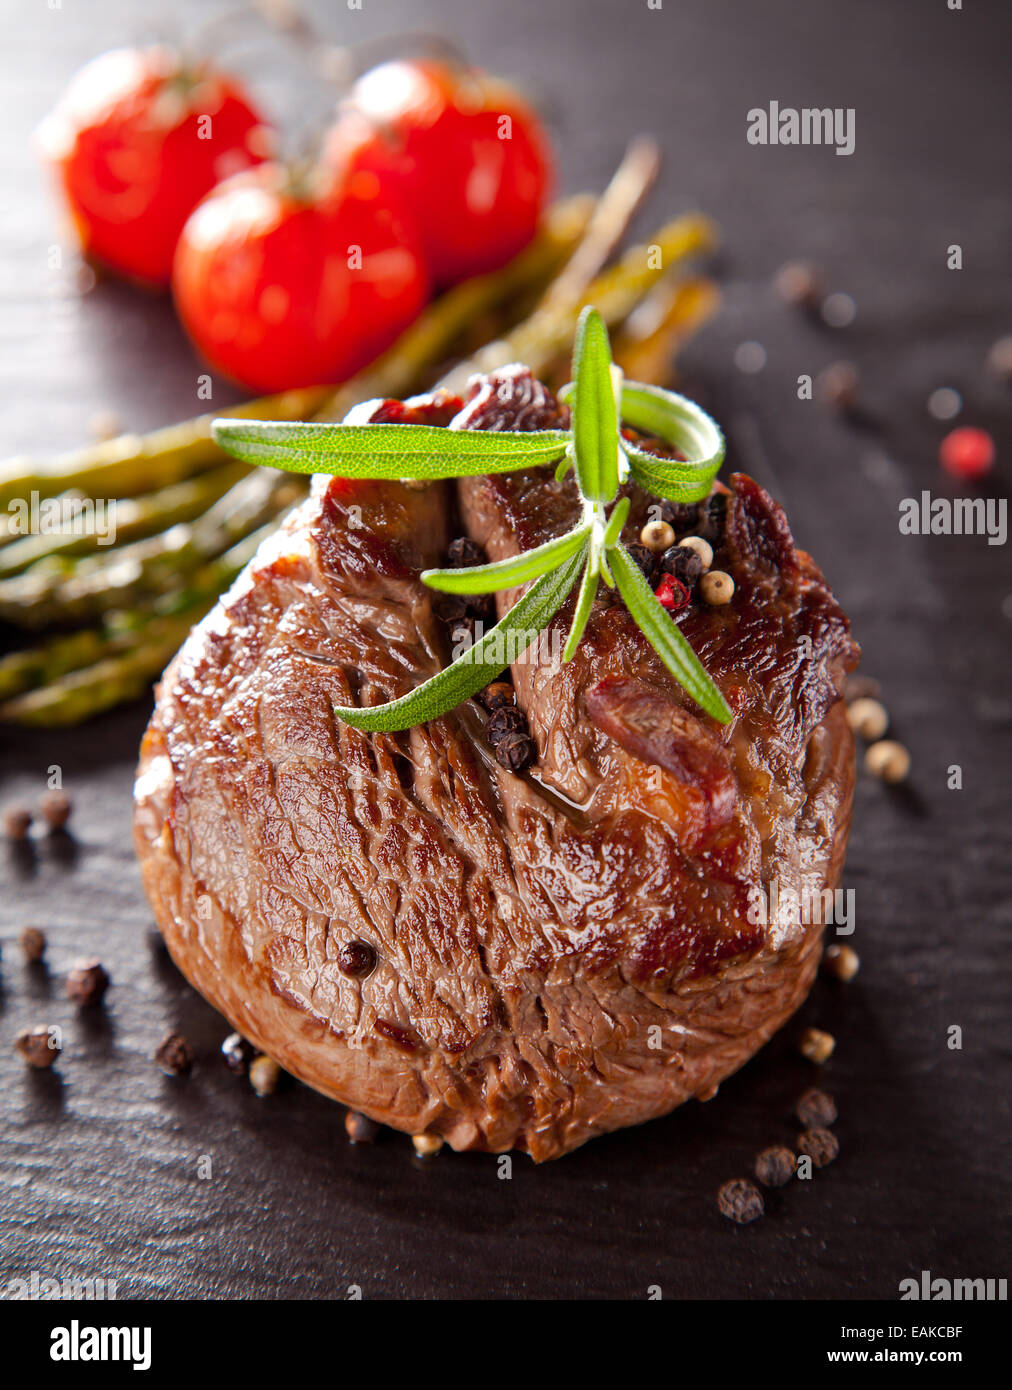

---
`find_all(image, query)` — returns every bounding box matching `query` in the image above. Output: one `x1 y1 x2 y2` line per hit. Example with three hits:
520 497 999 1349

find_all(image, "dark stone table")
1 0 1009 1299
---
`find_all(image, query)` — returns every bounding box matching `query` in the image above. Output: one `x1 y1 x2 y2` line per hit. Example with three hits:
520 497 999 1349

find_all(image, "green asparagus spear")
0 606 209 725
0 385 329 517
0 460 249 577
0 469 305 627
0 523 275 715
436 212 717 394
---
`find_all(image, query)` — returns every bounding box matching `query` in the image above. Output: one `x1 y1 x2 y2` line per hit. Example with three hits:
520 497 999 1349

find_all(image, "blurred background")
1 0 1009 1299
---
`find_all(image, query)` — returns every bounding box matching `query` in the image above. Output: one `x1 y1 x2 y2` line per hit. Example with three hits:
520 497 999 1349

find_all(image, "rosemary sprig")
212 306 731 731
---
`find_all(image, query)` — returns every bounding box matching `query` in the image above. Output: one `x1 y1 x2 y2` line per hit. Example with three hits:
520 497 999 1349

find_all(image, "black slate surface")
1 0 1010 1300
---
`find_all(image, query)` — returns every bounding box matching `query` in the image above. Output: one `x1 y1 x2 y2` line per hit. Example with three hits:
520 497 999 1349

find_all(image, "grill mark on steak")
134 366 859 1160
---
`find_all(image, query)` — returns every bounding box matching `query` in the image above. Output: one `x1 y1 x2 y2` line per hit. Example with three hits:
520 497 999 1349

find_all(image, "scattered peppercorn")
494 731 537 774
412 1133 444 1158
154 1032 193 1077
3 805 32 840
987 335 1012 382
864 739 911 784
927 387 962 421
677 535 713 571
939 426 995 480
249 1054 282 1097
640 518 676 552
14 1026 60 1070
345 1110 380 1144
799 1027 836 1064
625 542 658 582
465 592 495 623
655 573 690 613
754 1145 796 1188
823 943 860 982
695 492 727 545
659 544 704 587
65 958 109 1007
816 361 860 412
821 292 857 328
434 592 470 624
846 697 889 740
487 705 526 742
479 681 516 711
659 500 700 531
221 1031 254 1074
450 617 478 649
774 260 824 309
447 536 485 568
795 1088 838 1128
337 939 377 979
700 570 735 606
39 789 72 831
717 1178 765 1224
939 425 995 480
797 1127 840 1168
19 926 46 963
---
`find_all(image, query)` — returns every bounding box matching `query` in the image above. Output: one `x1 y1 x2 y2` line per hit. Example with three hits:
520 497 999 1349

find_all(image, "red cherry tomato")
172 164 429 393
325 59 552 287
38 47 271 288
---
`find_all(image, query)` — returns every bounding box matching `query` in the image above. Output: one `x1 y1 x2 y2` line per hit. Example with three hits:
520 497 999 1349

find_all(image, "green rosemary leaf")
211 420 571 478
618 380 725 502
603 495 631 548
570 307 620 503
422 524 589 595
610 544 732 723
625 452 719 503
333 545 587 733
563 553 600 661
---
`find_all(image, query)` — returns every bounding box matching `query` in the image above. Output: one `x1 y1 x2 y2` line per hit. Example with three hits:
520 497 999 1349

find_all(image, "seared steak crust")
134 370 859 1160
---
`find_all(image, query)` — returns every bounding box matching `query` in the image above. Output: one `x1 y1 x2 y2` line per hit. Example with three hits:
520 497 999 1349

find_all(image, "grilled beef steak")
134 368 859 1161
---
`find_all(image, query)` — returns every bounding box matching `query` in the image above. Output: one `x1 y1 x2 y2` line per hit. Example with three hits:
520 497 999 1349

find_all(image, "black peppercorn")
479 681 515 711
717 1178 765 1224
487 706 526 742
797 1127 840 1168
696 492 727 545
449 617 477 650
66 958 109 1007
338 940 377 978
465 593 495 623
494 732 536 773
754 1145 796 1188
433 592 469 624
155 1032 193 1076
221 1032 254 1074
659 544 703 587
659 500 699 531
625 542 658 582
447 537 485 568
795 1088 838 1128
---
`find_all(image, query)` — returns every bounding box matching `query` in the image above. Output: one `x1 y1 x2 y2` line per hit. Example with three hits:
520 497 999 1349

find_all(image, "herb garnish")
212 306 731 731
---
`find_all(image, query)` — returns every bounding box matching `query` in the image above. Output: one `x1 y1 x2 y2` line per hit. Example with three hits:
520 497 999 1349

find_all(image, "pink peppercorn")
655 574 690 613
939 427 995 480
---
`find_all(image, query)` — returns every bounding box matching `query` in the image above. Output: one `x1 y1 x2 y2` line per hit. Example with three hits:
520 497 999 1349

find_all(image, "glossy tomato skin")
172 164 430 393
326 60 552 287
39 47 271 288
